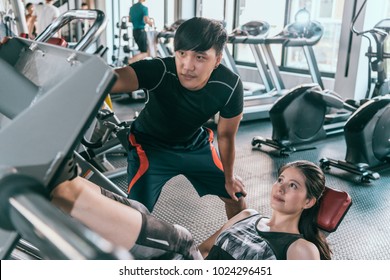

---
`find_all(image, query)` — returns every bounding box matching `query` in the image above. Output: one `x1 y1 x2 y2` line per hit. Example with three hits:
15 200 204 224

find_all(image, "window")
146 0 165 30
234 0 345 74
236 0 286 64
199 0 235 56
198 0 235 32
199 0 225 22
165 0 176 27
285 0 345 73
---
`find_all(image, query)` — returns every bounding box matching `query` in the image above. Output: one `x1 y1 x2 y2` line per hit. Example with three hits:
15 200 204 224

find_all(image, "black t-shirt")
130 56 243 145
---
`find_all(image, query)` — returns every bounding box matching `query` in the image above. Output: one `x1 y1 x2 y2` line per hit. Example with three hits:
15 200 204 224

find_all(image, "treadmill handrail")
266 21 323 47
35 9 107 51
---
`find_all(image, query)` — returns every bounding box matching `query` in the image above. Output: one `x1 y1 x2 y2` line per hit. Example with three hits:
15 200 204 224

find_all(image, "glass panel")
236 0 286 64
165 0 176 27
199 0 235 32
286 0 345 73
146 0 165 30
201 0 225 21
200 0 235 55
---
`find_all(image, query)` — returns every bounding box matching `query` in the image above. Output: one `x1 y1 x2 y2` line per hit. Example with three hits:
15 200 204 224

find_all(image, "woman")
199 160 332 260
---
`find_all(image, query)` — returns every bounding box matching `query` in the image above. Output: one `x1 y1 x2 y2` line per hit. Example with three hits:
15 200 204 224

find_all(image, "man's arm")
217 113 246 201
143 15 154 27
111 66 140 93
143 7 154 27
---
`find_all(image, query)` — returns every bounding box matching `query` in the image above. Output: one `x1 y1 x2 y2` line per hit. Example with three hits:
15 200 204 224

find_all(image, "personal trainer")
111 17 247 219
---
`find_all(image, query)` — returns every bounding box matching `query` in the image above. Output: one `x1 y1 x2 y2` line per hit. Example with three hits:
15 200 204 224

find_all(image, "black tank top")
206 214 303 260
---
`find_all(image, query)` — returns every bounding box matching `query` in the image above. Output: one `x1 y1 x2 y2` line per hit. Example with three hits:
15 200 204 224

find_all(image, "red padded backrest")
317 186 352 232
47 37 68 48
19 34 68 48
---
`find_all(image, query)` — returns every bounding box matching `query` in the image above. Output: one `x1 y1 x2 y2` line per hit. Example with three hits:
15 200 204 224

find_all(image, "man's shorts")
126 127 229 212
133 29 148 53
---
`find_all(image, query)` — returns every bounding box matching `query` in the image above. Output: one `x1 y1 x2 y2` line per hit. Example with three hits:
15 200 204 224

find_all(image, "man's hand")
225 175 247 201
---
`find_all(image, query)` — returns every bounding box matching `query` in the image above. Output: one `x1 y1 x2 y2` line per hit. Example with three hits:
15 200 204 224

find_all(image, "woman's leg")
50 176 142 250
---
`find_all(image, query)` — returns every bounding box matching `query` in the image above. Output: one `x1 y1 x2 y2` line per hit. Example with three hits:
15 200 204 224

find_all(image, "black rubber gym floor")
110 97 390 260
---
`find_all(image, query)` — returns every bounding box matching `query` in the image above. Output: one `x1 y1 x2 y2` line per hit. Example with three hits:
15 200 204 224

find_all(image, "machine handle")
35 9 107 51
308 89 357 112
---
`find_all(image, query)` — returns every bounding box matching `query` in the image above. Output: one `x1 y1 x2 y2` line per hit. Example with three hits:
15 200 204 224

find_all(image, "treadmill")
156 19 185 58
223 21 286 121
250 19 356 156
262 20 325 90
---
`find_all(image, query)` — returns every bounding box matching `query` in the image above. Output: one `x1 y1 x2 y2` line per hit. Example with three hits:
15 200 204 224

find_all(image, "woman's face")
270 167 314 215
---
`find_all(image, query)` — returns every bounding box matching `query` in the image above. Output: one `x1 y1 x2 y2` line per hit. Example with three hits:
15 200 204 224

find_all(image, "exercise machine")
0 8 17 38
223 21 286 121
36 9 107 50
0 10 201 260
156 19 185 58
320 95 390 182
79 106 131 181
262 9 326 90
318 1 390 182
251 83 358 156
0 9 132 259
112 16 136 66
251 13 358 155
0 36 127 259
223 21 274 96
350 0 390 99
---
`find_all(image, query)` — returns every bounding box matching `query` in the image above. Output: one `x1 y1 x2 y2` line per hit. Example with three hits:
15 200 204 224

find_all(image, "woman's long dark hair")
279 160 332 260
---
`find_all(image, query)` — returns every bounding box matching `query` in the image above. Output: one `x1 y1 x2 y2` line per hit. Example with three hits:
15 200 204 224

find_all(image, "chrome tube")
35 9 107 51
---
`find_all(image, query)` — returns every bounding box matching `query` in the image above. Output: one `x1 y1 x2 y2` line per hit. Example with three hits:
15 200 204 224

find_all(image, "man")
81 2 91 35
112 17 247 219
35 0 60 37
128 0 154 63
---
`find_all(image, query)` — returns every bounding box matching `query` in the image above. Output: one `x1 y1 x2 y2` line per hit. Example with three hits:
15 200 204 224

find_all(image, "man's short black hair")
174 17 227 56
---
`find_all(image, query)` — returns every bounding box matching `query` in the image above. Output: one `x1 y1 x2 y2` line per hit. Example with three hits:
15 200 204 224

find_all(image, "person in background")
25 2 37 39
128 0 154 63
198 160 332 260
35 0 60 37
80 2 91 35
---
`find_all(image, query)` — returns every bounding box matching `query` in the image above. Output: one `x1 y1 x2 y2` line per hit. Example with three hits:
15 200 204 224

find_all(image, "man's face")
175 48 222 91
